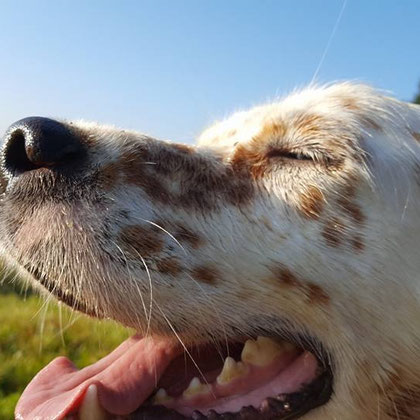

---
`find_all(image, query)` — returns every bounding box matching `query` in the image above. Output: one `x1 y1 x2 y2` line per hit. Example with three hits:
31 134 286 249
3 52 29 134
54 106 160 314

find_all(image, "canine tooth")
79 384 107 420
153 388 172 404
241 339 260 365
241 337 286 366
183 377 211 398
217 356 249 384
258 336 296 352
256 336 292 350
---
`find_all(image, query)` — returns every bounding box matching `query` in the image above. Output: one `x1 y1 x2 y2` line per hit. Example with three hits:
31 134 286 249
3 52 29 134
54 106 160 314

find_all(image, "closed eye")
266 149 313 161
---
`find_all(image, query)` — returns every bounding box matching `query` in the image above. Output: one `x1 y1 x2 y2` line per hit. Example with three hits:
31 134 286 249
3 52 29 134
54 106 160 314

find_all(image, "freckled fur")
1 83 420 419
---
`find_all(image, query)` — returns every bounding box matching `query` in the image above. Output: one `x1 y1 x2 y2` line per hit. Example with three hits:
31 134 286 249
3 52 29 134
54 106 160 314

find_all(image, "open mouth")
16 333 333 420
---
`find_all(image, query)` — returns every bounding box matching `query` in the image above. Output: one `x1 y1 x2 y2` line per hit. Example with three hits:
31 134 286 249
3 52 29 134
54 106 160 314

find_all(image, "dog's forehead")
198 83 392 154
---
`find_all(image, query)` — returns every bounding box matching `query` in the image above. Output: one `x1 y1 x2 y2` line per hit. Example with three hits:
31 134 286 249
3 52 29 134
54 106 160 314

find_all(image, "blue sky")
0 0 419 142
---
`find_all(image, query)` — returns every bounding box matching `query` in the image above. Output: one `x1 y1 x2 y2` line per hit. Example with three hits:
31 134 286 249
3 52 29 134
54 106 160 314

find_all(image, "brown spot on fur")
269 266 329 306
322 218 346 247
337 182 365 224
299 186 324 220
352 235 365 252
257 122 287 142
295 114 324 138
190 265 219 285
156 258 182 276
230 122 287 179
118 142 254 211
119 149 173 205
338 196 365 224
173 225 203 249
270 266 299 287
411 131 420 142
230 144 267 178
306 283 330 305
119 225 163 258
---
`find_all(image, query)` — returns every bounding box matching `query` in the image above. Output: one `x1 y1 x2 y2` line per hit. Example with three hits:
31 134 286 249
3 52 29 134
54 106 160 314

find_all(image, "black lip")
28 263 334 419
122 367 333 419
23 259 334 419
24 264 100 317
121 331 334 420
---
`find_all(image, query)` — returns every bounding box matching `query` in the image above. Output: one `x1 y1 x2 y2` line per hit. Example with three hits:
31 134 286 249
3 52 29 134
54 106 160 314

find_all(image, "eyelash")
266 149 314 161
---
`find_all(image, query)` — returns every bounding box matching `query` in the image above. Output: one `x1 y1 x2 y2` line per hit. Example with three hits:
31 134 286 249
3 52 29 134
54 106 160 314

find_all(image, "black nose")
1 117 86 177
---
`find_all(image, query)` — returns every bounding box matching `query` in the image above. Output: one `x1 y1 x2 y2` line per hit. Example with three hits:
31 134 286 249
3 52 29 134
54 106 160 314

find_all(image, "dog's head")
2 83 420 419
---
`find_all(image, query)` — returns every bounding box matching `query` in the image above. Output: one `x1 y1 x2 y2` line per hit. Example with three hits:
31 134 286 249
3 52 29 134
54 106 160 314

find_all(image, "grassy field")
0 284 131 419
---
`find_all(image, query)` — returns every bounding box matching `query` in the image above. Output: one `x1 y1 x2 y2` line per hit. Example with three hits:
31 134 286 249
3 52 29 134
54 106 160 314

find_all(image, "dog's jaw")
2 83 420 419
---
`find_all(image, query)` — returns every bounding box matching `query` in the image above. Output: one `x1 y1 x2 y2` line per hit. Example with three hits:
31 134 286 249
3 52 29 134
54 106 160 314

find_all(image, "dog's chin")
24 264 104 317
15 269 334 420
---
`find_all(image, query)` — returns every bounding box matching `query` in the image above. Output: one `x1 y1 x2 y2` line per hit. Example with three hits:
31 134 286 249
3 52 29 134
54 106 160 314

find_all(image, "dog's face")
2 83 420 419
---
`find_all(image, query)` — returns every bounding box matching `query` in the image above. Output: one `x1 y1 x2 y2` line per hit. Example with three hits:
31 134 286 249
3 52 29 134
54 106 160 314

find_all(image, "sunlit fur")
1 83 420 419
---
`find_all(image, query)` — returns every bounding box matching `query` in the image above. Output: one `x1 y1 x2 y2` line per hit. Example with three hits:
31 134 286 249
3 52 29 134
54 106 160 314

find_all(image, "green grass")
0 289 131 419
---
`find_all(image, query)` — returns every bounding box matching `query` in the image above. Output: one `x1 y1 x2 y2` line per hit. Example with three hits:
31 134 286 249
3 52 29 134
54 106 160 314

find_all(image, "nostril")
3 129 38 175
1 117 86 178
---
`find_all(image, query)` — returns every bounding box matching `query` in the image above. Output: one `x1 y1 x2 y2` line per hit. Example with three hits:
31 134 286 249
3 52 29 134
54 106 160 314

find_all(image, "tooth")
241 339 260 365
183 377 211 398
217 356 249 384
79 384 107 420
153 388 172 404
258 336 297 353
241 337 289 367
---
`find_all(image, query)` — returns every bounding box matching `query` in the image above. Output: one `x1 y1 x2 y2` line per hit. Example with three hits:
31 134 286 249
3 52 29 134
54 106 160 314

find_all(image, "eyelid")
266 149 313 161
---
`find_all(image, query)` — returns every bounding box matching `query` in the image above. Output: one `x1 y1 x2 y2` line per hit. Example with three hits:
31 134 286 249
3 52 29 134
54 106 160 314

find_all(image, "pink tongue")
15 335 181 420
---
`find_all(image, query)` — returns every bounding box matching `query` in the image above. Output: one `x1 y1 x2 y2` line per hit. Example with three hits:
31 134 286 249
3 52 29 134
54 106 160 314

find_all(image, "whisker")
141 219 187 255
156 302 216 398
111 241 149 335
186 273 230 361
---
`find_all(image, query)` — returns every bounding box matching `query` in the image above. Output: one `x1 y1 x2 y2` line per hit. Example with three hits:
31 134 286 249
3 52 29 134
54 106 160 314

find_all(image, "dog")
1 82 420 419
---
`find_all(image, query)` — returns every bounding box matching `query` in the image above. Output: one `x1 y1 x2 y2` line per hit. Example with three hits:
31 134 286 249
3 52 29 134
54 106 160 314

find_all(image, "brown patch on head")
294 114 325 138
156 258 182 276
230 144 267 179
190 265 220 285
274 267 300 287
173 225 203 249
258 122 287 142
411 131 420 143
338 196 365 224
114 141 255 212
306 283 330 305
119 225 164 258
352 235 365 252
178 164 254 210
337 182 365 224
230 122 287 179
322 218 346 248
269 265 329 306
117 149 172 204
299 186 325 220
